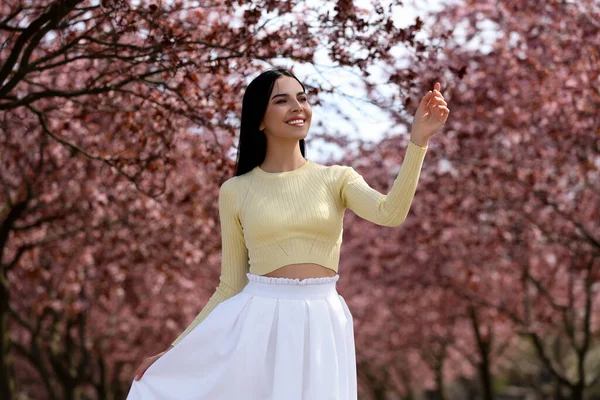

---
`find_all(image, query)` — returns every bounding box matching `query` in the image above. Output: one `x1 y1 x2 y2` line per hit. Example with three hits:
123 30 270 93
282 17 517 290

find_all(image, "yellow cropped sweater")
171 140 428 346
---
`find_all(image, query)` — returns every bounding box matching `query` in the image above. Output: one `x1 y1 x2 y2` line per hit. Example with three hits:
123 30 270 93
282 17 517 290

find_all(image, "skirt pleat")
126 273 357 400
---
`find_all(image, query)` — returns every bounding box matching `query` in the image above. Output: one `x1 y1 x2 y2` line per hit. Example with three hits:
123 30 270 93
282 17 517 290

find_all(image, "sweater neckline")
252 159 313 178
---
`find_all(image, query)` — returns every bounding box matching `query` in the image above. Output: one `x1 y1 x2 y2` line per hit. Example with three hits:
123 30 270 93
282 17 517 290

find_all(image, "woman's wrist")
409 136 429 148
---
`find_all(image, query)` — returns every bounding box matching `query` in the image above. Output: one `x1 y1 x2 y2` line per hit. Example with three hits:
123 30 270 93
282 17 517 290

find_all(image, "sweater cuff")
409 139 428 150
404 140 428 168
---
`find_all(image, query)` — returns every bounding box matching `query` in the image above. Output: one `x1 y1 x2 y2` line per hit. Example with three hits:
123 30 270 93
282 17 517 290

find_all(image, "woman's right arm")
170 179 250 347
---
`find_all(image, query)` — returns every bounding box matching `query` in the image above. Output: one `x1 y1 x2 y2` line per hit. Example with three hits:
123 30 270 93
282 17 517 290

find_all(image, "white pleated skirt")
126 272 357 400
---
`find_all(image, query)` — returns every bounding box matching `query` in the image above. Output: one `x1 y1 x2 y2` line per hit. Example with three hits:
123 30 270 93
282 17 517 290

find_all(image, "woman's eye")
276 97 308 104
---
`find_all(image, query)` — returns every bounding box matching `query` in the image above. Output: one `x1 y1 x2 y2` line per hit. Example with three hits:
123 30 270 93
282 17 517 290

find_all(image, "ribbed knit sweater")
171 140 428 346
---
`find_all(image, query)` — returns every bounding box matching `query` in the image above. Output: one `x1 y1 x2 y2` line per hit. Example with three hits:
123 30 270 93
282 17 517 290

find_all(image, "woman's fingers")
429 92 447 106
432 88 446 101
136 367 146 380
426 99 446 116
134 352 165 381
434 105 450 121
421 91 434 106
134 360 149 381
419 91 434 116
421 84 447 116
430 97 447 106
440 105 450 112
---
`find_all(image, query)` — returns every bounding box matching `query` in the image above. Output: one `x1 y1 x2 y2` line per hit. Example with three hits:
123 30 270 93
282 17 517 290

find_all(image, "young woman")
126 67 449 399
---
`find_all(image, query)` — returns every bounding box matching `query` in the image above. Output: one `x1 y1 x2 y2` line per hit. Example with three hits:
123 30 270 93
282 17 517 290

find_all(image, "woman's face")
259 75 312 139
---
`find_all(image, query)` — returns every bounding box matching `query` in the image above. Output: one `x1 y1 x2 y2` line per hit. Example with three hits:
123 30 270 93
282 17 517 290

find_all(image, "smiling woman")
126 66 446 400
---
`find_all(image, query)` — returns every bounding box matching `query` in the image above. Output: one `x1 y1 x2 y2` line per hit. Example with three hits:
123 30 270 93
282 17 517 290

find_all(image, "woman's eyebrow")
271 91 306 100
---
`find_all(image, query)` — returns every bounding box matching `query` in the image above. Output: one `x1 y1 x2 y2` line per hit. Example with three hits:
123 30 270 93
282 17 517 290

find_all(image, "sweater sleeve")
171 179 249 347
341 140 428 227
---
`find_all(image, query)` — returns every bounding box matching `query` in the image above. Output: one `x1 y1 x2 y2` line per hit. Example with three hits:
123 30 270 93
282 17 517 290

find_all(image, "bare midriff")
263 263 337 279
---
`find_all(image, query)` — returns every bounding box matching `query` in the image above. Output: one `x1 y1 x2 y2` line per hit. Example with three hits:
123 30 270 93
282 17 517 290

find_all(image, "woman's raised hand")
410 82 450 145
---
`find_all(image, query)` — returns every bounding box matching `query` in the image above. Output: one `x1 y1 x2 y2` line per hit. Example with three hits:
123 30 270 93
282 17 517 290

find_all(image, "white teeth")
287 119 304 125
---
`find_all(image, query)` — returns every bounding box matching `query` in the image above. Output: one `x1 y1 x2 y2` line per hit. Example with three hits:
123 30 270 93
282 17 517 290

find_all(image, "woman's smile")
286 118 305 126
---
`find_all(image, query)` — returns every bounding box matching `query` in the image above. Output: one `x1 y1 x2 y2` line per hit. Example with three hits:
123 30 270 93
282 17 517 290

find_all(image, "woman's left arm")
341 140 428 227
340 82 449 227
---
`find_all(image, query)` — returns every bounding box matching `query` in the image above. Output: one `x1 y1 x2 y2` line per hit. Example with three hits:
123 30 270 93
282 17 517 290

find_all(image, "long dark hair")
233 67 308 177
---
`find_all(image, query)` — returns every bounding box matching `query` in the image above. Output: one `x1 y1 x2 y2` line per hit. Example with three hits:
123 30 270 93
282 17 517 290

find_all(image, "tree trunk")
469 306 495 400
478 359 494 400
570 383 584 400
435 363 447 400
0 275 15 400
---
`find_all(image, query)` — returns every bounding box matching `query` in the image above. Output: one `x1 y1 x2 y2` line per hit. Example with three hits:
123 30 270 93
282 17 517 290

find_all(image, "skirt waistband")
242 273 340 299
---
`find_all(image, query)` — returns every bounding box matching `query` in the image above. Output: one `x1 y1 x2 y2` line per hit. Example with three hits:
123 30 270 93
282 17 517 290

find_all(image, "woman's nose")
290 99 303 112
